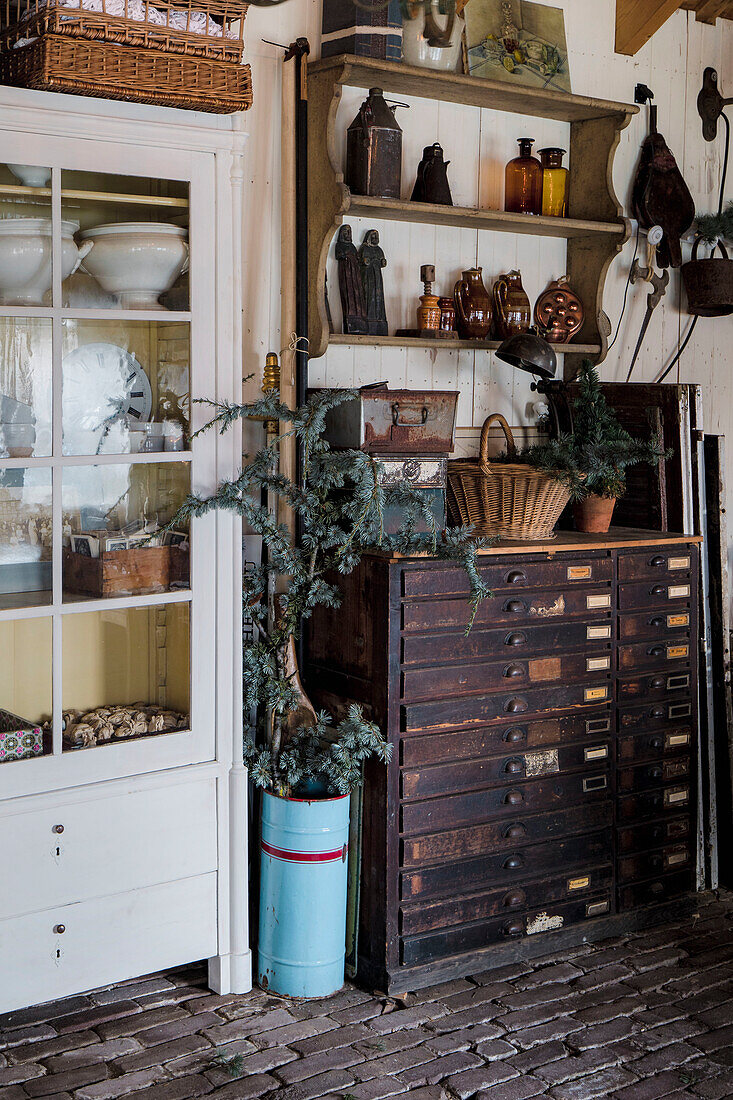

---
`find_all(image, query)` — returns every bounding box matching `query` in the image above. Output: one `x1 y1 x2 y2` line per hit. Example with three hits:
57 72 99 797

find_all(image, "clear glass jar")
505 138 543 215
539 147 568 218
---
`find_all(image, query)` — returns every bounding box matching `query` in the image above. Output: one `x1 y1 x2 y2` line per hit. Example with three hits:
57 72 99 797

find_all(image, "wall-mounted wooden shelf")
0 184 188 208
307 54 638 375
330 334 602 354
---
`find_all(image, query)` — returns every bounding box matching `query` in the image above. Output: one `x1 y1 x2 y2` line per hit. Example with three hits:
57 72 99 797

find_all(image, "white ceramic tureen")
78 222 189 310
0 218 91 306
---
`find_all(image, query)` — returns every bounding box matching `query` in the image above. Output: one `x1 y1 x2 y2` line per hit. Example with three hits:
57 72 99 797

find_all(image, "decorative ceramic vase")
0 218 91 306
534 277 584 344
493 270 531 339
539 148 568 217
78 222 189 310
505 138 543 215
573 494 616 533
454 268 492 339
438 297 456 332
401 3 464 71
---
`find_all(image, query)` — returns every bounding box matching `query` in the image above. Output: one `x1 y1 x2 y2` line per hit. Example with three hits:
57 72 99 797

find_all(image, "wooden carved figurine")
335 225 367 335
359 229 388 336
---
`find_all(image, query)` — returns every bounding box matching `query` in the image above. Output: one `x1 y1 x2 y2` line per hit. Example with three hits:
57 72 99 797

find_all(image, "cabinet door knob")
52 824 64 835
504 758 524 775
504 790 524 806
505 632 527 647
650 585 667 596
502 919 524 937
504 823 527 839
505 570 527 585
503 854 525 870
54 924 66 935
504 890 526 908
647 645 665 657
504 697 528 714
503 664 524 679
503 599 527 614
649 555 666 568
503 727 526 743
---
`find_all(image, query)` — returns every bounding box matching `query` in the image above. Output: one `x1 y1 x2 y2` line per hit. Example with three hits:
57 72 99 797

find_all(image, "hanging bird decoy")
632 100 695 269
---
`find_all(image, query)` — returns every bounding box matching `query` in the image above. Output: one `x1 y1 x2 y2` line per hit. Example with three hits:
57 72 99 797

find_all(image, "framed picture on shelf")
464 0 571 92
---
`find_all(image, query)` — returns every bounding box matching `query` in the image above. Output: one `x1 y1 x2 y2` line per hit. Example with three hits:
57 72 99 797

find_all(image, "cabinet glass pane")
61 170 189 311
62 461 190 602
0 617 52 763
62 320 189 456
0 162 54 308
0 318 52 459
0 467 52 610
62 603 190 751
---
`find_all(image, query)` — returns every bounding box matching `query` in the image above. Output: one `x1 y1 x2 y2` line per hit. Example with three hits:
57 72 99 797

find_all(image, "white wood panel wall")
240 2 733 541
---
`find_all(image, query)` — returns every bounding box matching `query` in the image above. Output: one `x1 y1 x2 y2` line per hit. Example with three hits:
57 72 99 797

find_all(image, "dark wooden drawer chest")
305 531 701 992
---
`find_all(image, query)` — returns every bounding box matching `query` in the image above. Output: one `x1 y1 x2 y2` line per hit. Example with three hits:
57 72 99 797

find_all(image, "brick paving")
2 891 733 1100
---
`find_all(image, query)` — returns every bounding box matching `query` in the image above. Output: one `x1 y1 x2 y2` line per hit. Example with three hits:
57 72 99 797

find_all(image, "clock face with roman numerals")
62 342 153 456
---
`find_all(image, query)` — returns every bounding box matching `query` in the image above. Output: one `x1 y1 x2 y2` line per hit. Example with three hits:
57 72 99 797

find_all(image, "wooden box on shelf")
63 545 189 598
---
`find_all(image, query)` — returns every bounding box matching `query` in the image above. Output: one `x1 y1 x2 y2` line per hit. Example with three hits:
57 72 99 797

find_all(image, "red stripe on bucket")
261 839 346 863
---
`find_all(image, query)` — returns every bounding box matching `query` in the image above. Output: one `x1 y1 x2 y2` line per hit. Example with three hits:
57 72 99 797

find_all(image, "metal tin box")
317 386 458 455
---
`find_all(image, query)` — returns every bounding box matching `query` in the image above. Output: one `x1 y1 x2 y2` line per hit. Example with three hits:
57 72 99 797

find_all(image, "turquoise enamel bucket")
257 788 350 997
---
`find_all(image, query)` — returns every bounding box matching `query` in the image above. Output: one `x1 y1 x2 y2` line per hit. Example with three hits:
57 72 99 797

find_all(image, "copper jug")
454 268 492 339
492 270 531 339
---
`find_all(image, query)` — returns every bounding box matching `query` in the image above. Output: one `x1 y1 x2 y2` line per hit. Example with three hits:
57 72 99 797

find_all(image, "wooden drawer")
402 557 612 598
618 697 694 731
403 683 612 732
617 757 691 793
400 864 613 936
400 829 613 902
401 802 613 867
618 638 692 672
402 588 613 633
618 580 693 611
617 816 691 853
618 549 694 582
400 893 612 966
618 868 693 911
619 608 693 641
618 784 691 823
0 874 217 1016
618 727 694 763
400 770 611 835
0 778 218 921
402 650 612 702
401 714 613 766
617 671 692 701
401 741 612 799
618 843 692 884
401 619 613 667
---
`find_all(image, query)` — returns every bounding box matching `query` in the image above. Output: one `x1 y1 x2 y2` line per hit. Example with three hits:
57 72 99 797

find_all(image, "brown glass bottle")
539 147 568 217
504 138 543 215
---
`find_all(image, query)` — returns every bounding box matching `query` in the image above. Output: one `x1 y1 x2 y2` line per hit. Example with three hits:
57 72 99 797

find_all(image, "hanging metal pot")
681 237 733 317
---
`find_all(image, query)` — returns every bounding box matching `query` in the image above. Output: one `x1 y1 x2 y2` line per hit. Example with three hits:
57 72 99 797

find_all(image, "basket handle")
692 236 730 261
480 413 516 466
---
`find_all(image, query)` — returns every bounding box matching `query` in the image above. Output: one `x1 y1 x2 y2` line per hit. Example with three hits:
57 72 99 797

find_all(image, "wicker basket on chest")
447 413 571 541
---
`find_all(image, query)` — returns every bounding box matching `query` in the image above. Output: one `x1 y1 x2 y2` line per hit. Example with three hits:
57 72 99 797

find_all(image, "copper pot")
573 494 616 534
454 267 492 339
534 276 584 344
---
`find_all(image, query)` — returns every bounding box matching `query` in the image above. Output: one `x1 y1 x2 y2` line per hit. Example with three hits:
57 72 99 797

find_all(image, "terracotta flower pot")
573 494 617 534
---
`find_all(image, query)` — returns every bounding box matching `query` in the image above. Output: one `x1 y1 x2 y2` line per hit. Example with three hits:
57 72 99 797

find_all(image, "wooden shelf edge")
310 54 639 124
329 334 601 354
347 195 625 239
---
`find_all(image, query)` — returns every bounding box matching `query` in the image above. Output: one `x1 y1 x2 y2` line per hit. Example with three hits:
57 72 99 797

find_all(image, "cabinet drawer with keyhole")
618 868 694 911
617 816 691 854
618 757 691 793
401 650 612 702
618 844 691 884
402 587 613 633
401 619 612 667
618 638 692 672
618 549 695 582
402 682 613 733
619 580 693 612
402 557 612 598
618 698 694 731
619 609 693 642
617 671 692 701
618 728 694 764
618 785 691 823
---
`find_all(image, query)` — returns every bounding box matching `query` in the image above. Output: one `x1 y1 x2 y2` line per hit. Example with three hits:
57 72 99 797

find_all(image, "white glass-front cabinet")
0 88 249 1013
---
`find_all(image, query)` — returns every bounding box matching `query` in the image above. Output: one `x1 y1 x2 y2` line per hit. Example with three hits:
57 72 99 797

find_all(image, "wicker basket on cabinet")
447 413 571 541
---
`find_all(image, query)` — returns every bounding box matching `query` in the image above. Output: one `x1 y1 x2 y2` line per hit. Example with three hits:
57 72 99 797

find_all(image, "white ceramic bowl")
402 5 464 71
8 164 52 188
79 222 189 311
0 218 91 306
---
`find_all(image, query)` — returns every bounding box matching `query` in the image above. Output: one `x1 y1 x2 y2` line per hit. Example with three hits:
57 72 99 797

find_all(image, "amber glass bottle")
504 138 543 215
539 147 568 217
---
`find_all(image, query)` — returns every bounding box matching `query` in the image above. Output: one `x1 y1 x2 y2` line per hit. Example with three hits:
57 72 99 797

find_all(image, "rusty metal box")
316 385 458 454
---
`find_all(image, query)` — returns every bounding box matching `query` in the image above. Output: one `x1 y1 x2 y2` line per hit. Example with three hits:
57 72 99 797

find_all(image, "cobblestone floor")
2 890 733 1100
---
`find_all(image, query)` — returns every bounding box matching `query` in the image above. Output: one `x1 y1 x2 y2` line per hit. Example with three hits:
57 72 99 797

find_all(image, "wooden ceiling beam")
692 0 731 22
615 0 685 56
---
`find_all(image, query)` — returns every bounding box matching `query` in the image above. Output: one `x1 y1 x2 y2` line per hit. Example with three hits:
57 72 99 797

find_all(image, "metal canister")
345 87 404 199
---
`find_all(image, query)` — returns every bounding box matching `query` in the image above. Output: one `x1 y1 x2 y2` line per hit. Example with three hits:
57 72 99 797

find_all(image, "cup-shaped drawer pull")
505 570 527 585
503 727 526 743
583 775 607 792
649 881 665 896
504 822 527 839
504 790 524 806
650 584 667 596
503 599 527 614
647 644 665 657
504 758 524 775
504 890 526 908
649 555 666 568
649 736 664 750
650 675 666 690
650 705 666 719
648 765 663 780
52 824 64 835
650 853 664 869
505 632 527 647
667 674 690 690
503 664 525 679
649 616 665 628
53 924 66 935
504 697 528 714
502 919 524 937
651 825 665 841
503 853 525 870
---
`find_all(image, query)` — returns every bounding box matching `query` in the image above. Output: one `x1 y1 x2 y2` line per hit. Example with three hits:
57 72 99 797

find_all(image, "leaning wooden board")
305 530 701 992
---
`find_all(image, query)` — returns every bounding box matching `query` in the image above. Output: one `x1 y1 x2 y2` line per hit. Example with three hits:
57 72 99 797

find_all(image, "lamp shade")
495 333 558 379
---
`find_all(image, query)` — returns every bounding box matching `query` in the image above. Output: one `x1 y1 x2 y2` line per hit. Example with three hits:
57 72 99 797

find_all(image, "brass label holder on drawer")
667 732 691 748
583 775 607 792
586 899 610 917
667 613 690 628
667 674 690 691
668 585 691 599
586 716 611 734
665 786 689 807
587 594 611 610
584 745 609 762
669 702 692 718
568 565 592 580
668 556 691 570
585 686 608 702
587 624 612 640
587 656 611 672
665 849 689 868
667 645 689 659
568 875 591 891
